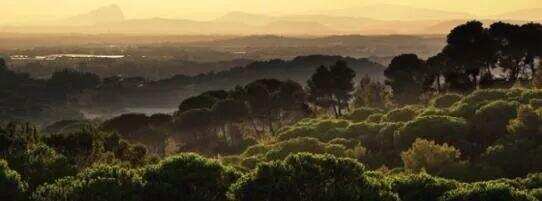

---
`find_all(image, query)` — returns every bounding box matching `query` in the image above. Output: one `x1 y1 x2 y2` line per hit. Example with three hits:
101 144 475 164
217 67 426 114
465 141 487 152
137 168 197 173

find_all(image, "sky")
3 0 541 23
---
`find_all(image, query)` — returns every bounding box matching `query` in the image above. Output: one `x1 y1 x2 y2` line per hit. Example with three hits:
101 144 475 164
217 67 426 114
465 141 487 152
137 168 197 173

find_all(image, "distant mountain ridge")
318 3 474 21
3 4 542 35
65 4 125 26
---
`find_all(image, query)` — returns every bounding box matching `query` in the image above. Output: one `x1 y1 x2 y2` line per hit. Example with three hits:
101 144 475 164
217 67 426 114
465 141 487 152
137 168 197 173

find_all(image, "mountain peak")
65 4 125 26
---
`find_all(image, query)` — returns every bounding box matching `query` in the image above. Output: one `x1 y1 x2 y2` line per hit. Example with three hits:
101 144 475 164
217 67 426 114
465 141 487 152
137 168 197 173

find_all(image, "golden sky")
3 0 541 23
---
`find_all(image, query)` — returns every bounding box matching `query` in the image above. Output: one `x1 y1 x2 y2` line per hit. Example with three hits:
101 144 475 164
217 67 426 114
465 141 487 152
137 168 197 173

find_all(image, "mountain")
4 4 541 35
319 4 473 21
65 4 125 26
214 12 275 26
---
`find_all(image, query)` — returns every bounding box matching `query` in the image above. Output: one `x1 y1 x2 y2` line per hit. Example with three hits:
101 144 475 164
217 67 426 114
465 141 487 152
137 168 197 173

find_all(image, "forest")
1 20 542 201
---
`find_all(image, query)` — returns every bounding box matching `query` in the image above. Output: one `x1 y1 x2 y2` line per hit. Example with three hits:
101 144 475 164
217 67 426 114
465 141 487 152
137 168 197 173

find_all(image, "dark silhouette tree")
329 60 356 115
212 99 249 146
241 79 307 135
308 61 355 116
178 95 219 114
174 108 217 153
0 57 5 69
47 69 100 94
519 23 542 78
441 21 497 90
489 22 525 82
384 54 430 104
426 53 450 92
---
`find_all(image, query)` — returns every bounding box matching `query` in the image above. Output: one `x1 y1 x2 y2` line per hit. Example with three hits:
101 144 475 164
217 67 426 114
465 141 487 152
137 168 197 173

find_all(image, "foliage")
0 159 28 201
241 137 363 164
345 107 384 122
142 153 240 201
470 100 519 147
33 165 144 201
430 94 463 108
277 118 351 142
381 106 420 123
390 173 459 201
401 139 468 178
229 153 399 201
307 61 356 116
396 116 468 150
439 182 537 201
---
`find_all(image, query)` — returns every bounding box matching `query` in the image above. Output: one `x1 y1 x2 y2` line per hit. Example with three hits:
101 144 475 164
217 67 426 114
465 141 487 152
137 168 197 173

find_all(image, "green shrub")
523 173 542 189
439 182 537 201
419 107 449 117
401 139 468 178
481 140 542 179
391 173 459 201
328 138 360 149
33 165 143 201
277 118 350 141
471 101 519 146
346 122 385 139
431 94 463 108
229 153 400 201
530 188 542 200
529 99 542 109
142 153 240 201
346 107 384 122
11 144 75 189
367 113 384 123
243 137 362 162
396 115 468 150
507 105 542 137
461 89 510 105
0 159 27 201
519 90 542 104
382 106 421 123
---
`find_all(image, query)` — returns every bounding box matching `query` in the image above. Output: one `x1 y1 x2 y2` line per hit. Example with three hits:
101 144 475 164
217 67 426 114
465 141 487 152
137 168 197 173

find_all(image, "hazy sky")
3 0 541 23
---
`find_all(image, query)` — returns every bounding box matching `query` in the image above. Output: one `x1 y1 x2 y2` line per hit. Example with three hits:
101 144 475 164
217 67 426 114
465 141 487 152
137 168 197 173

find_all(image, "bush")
328 138 359 149
471 101 519 146
382 106 421 123
507 105 542 137
391 173 459 201
481 140 542 178
142 153 240 201
419 107 448 117
345 107 384 122
229 153 399 201
431 94 463 108
523 173 542 189
396 116 468 150
346 122 385 140
531 188 542 200
33 165 143 201
439 182 537 201
461 89 510 105
519 90 542 104
11 144 75 188
367 113 384 123
243 137 362 162
401 139 468 178
277 118 350 142
529 99 542 109
0 159 27 201
449 89 511 120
